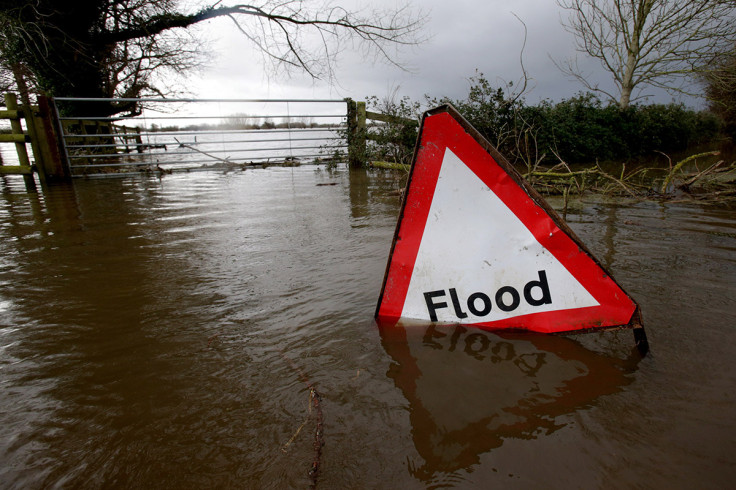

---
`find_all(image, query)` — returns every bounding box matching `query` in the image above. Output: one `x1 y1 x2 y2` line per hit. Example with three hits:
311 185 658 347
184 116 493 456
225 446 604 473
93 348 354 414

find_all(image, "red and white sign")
375 106 641 334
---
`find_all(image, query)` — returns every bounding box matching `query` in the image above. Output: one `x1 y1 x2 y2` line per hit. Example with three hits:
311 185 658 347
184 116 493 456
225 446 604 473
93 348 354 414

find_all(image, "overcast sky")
185 0 696 108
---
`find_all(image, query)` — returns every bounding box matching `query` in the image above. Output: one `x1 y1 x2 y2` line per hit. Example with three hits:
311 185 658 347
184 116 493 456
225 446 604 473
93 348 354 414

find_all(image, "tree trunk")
619 83 633 110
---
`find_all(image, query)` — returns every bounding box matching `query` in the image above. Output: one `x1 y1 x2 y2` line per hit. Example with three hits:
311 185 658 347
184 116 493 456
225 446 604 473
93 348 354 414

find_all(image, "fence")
0 94 69 190
53 97 349 175
0 95 408 188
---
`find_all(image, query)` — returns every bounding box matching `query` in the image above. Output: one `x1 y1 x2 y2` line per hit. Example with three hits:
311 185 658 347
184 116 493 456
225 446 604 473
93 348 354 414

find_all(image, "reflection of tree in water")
348 168 371 219
0 180 265 487
347 167 408 220
380 324 642 483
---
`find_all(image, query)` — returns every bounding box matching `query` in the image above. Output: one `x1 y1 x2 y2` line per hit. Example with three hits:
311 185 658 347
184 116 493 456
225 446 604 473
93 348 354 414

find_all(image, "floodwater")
1 167 735 488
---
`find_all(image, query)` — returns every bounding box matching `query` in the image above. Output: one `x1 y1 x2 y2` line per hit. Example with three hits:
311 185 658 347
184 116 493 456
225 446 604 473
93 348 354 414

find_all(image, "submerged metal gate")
53 97 349 175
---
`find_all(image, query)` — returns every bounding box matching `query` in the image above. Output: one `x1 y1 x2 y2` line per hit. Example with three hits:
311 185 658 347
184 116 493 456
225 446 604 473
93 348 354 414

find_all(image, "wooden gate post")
33 96 71 182
346 98 367 168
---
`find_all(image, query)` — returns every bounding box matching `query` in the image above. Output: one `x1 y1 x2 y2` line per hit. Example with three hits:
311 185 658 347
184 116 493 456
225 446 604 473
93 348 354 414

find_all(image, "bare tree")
0 1 427 116
558 0 736 108
703 43 736 138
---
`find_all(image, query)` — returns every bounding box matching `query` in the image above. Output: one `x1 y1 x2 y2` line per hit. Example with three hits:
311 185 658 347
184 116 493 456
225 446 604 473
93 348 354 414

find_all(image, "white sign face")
400 148 599 324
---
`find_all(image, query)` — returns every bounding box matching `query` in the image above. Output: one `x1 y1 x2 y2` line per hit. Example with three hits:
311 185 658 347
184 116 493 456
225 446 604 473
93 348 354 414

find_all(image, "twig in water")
309 388 324 486
660 150 720 194
679 160 725 190
655 150 672 172
282 389 314 452
280 352 324 488
595 162 638 197
174 137 235 165
207 333 220 347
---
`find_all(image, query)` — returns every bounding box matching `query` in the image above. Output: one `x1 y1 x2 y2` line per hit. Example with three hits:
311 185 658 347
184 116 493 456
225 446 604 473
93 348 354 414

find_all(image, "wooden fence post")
346 98 356 165
135 127 143 153
346 98 367 168
2 93 36 191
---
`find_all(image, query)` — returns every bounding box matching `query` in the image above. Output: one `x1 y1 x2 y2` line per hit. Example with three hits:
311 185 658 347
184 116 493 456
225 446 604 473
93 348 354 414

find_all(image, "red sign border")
375 105 642 335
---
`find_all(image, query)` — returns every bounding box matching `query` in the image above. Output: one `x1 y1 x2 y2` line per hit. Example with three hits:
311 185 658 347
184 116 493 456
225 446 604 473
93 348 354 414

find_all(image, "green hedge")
521 95 722 164
430 74 723 166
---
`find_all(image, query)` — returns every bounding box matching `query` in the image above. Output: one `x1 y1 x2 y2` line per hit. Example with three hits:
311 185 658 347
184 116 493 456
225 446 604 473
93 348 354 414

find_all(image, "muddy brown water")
1 167 735 488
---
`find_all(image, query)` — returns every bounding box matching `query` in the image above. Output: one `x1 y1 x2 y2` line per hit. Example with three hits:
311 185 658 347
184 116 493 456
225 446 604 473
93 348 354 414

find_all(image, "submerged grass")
524 150 735 204
371 149 736 206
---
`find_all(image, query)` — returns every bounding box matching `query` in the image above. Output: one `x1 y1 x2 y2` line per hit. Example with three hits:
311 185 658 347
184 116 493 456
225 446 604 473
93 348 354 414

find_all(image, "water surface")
1 167 735 488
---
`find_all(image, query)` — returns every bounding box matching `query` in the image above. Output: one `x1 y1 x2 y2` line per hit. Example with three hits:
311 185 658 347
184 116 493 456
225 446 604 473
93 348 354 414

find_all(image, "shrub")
366 75 723 168
364 94 421 166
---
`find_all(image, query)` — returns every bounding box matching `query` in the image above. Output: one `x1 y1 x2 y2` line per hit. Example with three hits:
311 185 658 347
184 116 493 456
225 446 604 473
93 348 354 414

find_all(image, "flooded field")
1 167 735 488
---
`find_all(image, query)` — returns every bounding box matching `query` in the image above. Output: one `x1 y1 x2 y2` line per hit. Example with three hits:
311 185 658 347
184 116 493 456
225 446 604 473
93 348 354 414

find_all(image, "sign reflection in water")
380 322 639 482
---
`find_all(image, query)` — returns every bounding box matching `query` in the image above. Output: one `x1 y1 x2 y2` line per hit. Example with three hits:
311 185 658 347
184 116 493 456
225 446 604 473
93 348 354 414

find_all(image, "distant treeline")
369 74 724 167
219 114 331 130
146 116 337 133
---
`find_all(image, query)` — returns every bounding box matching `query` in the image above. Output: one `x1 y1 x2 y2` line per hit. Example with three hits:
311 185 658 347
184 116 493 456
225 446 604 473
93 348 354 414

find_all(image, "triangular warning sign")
376 105 644 336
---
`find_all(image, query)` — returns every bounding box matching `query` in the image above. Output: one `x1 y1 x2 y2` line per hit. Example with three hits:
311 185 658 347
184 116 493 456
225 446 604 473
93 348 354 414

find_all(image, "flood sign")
375 105 647 347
